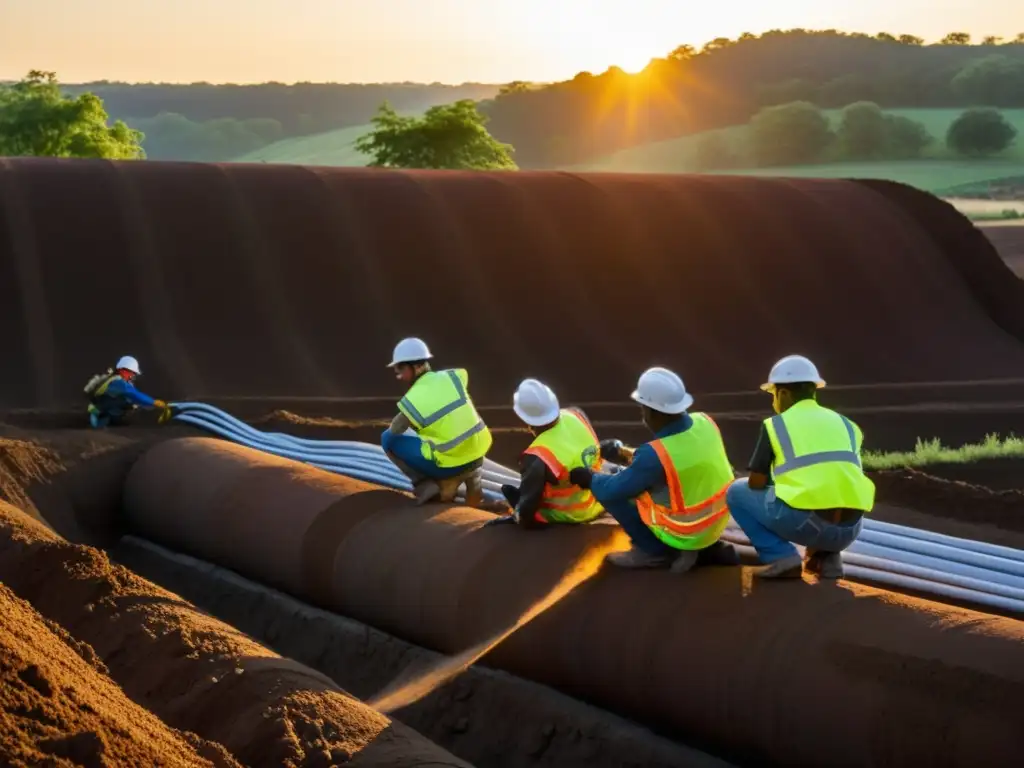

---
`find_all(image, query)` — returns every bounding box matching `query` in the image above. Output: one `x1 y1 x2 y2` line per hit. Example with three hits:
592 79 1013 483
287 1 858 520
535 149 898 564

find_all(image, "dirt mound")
980 223 1024 277
122 437 1024 768
0 582 238 767
0 501 468 768
2 159 1024 411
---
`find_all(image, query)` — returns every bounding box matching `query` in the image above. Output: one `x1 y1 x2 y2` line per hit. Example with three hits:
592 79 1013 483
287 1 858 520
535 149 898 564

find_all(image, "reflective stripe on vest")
398 369 492 466
770 412 861 476
636 413 734 549
522 409 604 524
764 400 875 512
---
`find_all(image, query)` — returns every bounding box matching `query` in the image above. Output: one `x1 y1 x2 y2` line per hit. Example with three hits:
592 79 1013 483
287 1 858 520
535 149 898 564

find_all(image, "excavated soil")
0 501 468 768
0 582 238 768
981 222 1024 278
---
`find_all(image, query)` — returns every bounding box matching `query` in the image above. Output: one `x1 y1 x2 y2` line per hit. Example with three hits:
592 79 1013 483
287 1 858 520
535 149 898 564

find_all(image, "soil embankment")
0 500 470 768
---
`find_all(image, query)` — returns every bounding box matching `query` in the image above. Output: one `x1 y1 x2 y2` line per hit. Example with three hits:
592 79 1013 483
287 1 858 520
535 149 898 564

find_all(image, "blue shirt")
590 414 693 505
102 377 155 408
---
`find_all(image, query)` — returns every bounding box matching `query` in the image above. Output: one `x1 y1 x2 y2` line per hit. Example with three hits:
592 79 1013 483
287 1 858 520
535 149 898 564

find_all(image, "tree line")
482 29 1024 167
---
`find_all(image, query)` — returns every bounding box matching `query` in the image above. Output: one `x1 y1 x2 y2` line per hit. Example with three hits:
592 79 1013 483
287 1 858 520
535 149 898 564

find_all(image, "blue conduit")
170 402 1024 614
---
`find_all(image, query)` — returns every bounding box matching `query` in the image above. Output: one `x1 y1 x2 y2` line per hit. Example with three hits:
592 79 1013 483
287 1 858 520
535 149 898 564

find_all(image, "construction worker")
726 355 875 580
84 356 172 428
381 337 492 506
485 378 604 528
568 367 738 572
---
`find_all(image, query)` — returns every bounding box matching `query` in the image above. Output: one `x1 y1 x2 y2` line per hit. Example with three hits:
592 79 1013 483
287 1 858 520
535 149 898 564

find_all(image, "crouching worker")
726 355 875 580
84 355 172 428
381 337 492 506
568 367 738 572
485 379 604 528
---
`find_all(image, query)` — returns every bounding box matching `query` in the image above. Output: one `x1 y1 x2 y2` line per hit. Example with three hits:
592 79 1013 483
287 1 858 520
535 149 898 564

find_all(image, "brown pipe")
123 437 1024 767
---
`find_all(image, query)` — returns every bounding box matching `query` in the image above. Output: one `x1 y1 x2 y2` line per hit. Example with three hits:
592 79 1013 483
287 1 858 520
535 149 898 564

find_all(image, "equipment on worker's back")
84 369 114 398
761 354 825 391
630 367 694 414
388 337 433 367
513 379 560 427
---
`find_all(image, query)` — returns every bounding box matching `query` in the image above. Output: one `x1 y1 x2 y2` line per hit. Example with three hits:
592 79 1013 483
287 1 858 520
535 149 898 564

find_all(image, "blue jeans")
726 478 863 563
380 429 477 480
603 498 679 557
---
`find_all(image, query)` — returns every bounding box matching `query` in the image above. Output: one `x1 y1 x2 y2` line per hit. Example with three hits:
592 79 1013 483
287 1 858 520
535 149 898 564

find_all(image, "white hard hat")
387 337 433 367
761 355 825 391
631 367 693 414
115 355 141 375
513 378 560 427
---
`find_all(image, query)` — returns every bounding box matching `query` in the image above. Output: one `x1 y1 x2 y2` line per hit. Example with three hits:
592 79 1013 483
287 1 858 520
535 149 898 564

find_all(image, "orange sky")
2 0 1023 84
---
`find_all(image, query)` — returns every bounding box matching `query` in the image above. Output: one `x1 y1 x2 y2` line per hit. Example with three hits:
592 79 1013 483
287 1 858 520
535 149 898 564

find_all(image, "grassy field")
234 122 374 166
863 434 1024 471
570 109 1024 193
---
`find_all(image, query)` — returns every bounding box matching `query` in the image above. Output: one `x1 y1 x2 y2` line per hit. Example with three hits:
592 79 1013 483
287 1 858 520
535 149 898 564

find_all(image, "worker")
84 356 172 428
725 355 875 580
381 337 492 506
568 367 738 572
485 378 604 528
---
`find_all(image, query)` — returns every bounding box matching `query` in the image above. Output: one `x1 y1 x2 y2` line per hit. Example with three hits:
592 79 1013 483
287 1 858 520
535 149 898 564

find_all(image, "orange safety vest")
522 408 605 524
636 413 734 550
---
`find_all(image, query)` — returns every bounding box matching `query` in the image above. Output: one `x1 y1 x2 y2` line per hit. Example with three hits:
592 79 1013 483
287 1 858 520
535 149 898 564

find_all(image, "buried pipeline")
122 437 1024 768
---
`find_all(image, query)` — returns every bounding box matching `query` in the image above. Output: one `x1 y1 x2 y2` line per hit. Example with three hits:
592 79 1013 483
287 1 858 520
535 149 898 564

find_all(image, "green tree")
982 36 1003 45
883 115 932 158
748 101 834 166
898 34 924 45
835 101 932 160
0 71 144 158
946 108 1018 156
355 100 516 170
951 55 1024 107
940 32 971 45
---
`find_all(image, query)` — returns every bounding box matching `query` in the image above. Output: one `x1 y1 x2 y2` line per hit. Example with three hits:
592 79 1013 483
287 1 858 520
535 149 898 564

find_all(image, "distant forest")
56 29 1024 164
482 29 1024 166
59 81 500 160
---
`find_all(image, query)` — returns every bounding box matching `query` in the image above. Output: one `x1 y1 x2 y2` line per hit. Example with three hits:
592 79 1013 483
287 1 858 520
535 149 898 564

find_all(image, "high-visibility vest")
397 369 492 468
522 408 605 524
764 400 875 512
636 413 734 551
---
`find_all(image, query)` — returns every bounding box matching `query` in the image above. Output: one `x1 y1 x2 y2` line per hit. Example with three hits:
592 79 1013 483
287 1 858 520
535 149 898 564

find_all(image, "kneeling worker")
84 356 172 428
569 367 738 572
381 337 492 506
487 379 604 528
726 355 874 580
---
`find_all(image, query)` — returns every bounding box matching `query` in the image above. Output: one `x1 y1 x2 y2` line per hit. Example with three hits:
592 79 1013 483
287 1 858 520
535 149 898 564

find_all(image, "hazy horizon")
3 1 1023 86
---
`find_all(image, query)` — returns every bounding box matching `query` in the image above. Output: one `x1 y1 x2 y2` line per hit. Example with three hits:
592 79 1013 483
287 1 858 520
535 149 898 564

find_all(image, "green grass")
863 434 1024 471
569 108 1024 193
232 122 375 166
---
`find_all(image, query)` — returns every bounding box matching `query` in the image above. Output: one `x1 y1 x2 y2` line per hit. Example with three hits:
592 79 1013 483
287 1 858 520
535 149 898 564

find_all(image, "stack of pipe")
170 402 1024 614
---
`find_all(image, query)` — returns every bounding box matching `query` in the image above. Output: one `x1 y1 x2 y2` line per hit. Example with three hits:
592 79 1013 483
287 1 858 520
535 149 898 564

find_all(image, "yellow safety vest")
522 408 604 524
764 400 875 512
636 413 734 551
398 369 492 468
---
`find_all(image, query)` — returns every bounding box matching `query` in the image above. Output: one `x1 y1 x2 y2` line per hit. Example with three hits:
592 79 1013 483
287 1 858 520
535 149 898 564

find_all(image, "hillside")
234 123 373 165
567 108 1024 193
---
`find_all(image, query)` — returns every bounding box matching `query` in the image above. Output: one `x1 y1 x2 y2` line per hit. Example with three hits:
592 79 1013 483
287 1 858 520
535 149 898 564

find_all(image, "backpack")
84 369 114 399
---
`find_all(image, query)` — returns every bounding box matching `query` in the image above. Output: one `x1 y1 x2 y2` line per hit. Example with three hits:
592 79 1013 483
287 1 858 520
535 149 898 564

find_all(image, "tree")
884 115 932 158
898 34 924 45
498 81 532 98
940 32 971 45
946 108 1018 156
875 32 897 43
836 102 890 159
667 44 696 61
0 71 144 158
355 100 517 170
982 36 1003 45
748 101 834 166
951 55 1024 107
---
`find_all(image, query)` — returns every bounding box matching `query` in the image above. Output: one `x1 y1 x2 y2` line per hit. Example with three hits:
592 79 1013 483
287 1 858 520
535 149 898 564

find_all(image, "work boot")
696 541 741 567
669 549 699 574
753 554 804 579
806 551 844 579
437 466 480 503
606 547 676 569
413 480 441 505
463 470 485 508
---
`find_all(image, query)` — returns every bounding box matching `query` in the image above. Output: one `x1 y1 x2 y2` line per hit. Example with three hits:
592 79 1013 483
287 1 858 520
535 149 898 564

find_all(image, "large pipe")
122 437 1024 768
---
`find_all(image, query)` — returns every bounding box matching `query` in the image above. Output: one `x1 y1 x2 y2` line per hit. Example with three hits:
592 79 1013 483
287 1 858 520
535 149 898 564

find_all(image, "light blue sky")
2 0 1022 83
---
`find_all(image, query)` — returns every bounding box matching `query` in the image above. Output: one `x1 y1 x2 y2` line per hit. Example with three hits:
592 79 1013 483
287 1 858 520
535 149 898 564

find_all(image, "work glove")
599 438 625 462
157 404 177 425
569 467 593 489
153 399 167 409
